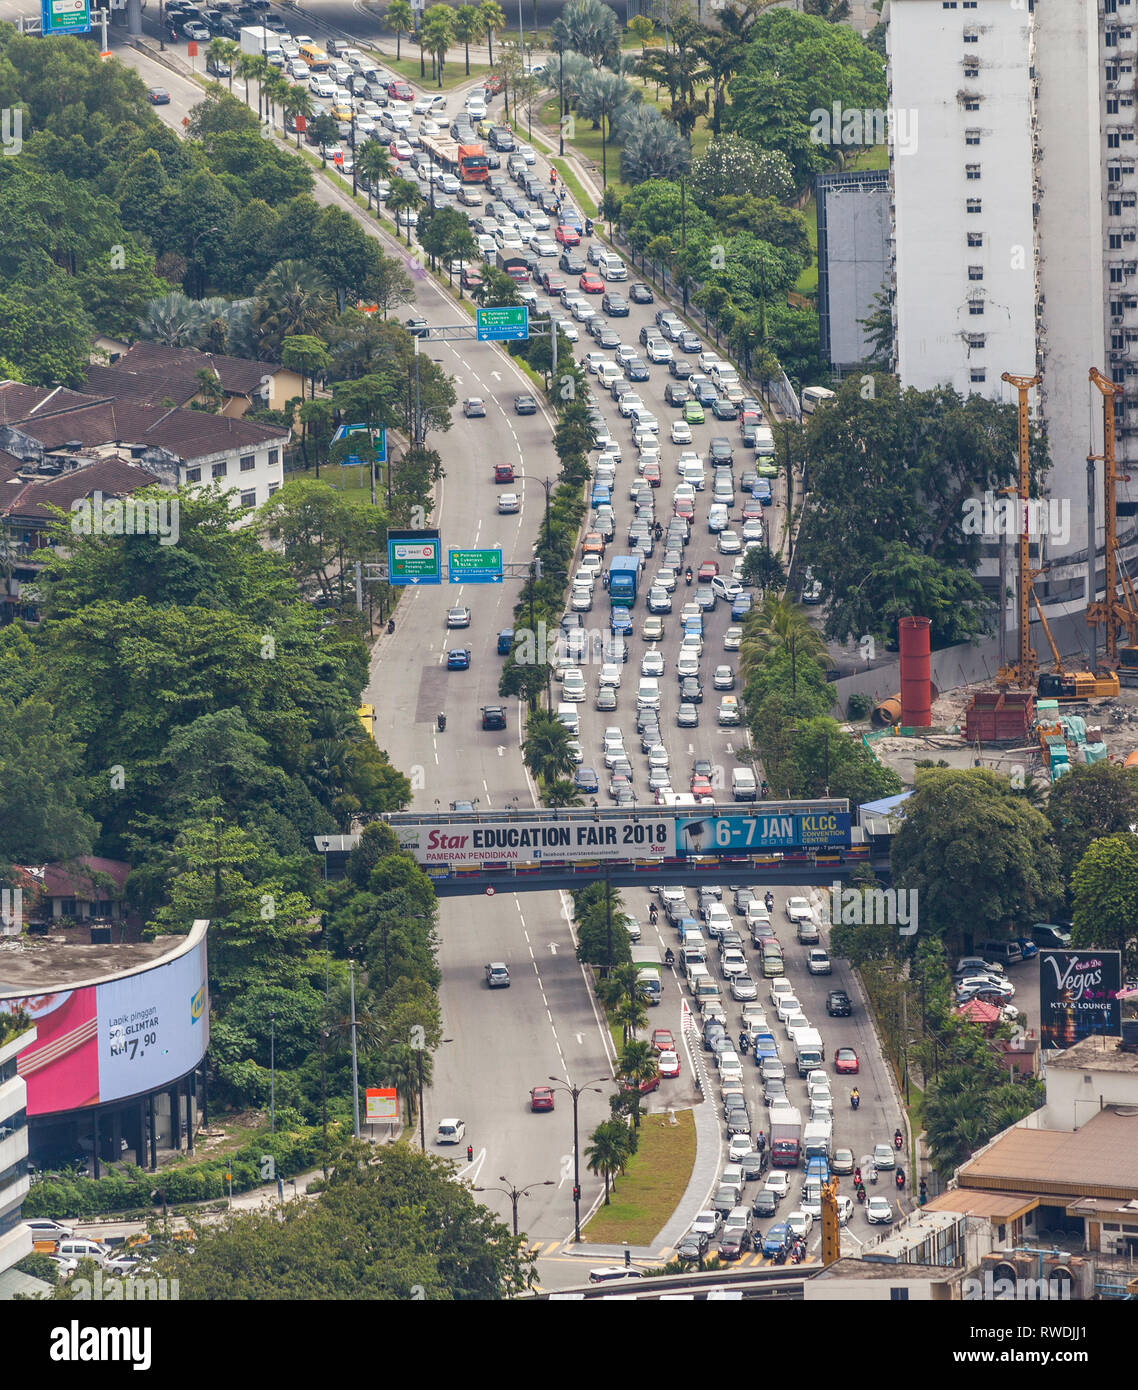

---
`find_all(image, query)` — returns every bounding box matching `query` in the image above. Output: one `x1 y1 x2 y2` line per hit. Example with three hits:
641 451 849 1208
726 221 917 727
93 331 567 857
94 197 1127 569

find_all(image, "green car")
683 399 705 426
754 457 779 477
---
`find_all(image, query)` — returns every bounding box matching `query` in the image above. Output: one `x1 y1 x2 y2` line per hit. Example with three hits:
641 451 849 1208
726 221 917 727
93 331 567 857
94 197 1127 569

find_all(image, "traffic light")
572 1184 581 1203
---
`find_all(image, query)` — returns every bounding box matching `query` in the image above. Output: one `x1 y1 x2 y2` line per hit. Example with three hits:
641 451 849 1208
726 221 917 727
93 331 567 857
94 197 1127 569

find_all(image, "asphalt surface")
31 5 906 1285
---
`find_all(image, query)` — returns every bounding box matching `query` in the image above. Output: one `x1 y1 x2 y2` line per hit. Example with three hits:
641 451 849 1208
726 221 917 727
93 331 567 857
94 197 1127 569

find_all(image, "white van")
731 767 757 801
680 460 706 490
801 385 836 415
600 253 627 280
555 701 579 736
687 960 712 990
636 677 661 710
596 362 620 388
753 424 775 458
57 1238 110 1266
745 901 771 930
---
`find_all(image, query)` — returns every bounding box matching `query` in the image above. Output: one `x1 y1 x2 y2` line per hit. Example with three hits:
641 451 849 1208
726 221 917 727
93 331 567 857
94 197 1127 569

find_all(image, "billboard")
674 811 851 856
394 816 672 865
0 923 210 1116
1038 949 1122 1050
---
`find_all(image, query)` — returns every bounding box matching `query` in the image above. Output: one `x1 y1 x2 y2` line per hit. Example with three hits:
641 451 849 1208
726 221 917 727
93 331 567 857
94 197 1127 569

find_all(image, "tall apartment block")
889 0 1130 590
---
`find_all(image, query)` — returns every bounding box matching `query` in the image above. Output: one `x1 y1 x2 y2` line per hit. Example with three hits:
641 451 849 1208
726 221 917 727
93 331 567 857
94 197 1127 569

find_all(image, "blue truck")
607 554 642 607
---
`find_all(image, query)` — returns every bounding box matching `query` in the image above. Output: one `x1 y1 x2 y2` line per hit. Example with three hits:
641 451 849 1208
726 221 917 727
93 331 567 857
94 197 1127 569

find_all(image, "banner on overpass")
675 811 851 856
394 816 672 865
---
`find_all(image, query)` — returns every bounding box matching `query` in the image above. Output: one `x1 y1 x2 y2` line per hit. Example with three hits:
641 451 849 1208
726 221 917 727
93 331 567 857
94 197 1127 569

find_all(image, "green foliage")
1047 761 1138 882
846 692 872 721
1070 834 1138 971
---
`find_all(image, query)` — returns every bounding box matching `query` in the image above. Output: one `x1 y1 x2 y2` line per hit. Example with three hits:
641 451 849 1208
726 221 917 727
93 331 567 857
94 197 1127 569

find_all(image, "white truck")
793 1027 825 1075
240 24 281 57
632 944 662 1006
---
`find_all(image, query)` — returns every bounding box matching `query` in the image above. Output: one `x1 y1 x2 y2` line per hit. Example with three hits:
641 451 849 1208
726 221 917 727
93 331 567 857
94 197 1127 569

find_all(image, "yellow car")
331 101 354 121
642 615 665 642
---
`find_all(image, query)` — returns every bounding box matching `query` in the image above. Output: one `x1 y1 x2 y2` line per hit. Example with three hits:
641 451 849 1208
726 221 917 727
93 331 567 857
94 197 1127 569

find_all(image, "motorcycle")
773 1244 788 1265
869 1166 878 1185
649 906 658 926
894 1129 904 1150
738 1033 749 1055
584 218 594 236
764 891 774 912
663 948 675 967
853 1167 862 1187
856 1184 866 1204
437 712 446 732
685 568 693 586
896 1168 905 1190
850 1091 860 1111
386 618 395 634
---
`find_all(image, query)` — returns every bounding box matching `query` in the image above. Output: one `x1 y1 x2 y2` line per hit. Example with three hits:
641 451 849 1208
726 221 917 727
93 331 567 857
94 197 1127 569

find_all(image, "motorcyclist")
738 1031 749 1054
850 1087 860 1110
894 1128 904 1149
869 1165 878 1185
764 890 774 912
664 947 675 966
685 566 693 585
853 1166 862 1187
437 712 446 731
896 1167 905 1190
649 903 658 925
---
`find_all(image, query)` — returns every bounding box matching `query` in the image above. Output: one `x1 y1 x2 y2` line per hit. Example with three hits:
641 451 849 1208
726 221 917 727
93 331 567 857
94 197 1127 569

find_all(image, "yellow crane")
1086 367 1138 683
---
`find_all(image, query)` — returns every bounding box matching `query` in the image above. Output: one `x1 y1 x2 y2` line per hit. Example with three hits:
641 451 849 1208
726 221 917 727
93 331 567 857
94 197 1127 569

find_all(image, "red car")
387 80 414 101
541 273 566 295
555 224 581 247
690 775 714 798
698 561 719 582
651 1028 676 1053
742 499 764 520
388 142 411 161
834 1048 860 1075
484 74 503 95
579 272 604 294
673 498 694 519
621 1072 660 1096
530 1086 555 1111
494 464 515 483
642 461 661 486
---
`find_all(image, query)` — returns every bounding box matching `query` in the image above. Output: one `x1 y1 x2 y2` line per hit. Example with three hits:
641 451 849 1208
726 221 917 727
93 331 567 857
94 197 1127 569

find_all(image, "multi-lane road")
33 5 905 1280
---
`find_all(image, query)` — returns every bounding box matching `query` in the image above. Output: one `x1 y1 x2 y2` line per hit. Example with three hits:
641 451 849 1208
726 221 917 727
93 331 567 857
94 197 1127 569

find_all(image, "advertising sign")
2 925 210 1116
42 0 90 34
365 1087 398 1122
393 816 672 865
1038 949 1122 1049
448 548 502 584
477 306 529 341
387 529 441 585
674 811 851 856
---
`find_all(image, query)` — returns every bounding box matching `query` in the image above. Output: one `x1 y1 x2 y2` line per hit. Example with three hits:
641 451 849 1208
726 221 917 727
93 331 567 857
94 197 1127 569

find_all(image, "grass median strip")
582 1107 696 1245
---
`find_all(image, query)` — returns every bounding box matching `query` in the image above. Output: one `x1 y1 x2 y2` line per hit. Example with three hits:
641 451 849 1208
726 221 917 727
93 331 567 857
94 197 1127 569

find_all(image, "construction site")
850 367 1138 793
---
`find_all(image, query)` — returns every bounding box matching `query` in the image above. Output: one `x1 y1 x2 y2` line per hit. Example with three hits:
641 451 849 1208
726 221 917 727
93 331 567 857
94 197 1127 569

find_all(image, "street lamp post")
548 1075 609 1242
349 957 360 1139
269 1012 276 1134
558 48 565 156
474 1176 555 1237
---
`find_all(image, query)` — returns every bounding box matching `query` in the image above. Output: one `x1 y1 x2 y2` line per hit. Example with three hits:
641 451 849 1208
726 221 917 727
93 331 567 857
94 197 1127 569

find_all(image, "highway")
21 4 906 1280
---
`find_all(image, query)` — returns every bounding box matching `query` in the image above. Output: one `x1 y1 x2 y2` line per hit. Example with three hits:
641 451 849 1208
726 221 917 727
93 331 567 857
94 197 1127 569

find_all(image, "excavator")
997 372 1120 701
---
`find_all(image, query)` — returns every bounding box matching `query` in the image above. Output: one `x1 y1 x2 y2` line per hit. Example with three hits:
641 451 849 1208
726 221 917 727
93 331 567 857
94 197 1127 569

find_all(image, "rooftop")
1048 1034 1138 1074
957 1108 1138 1200
811 1256 965 1283
922 1189 1040 1221
0 936 180 994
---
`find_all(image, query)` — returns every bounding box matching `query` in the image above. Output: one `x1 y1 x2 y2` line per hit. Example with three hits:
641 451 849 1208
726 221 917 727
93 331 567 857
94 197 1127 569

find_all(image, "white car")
866 1196 894 1225
807 949 832 975
562 669 586 701
670 420 693 445
691 1210 723 1238
764 1171 790 1198
717 530 741 555
872 1142 896 1171
566 739 584 764
599 663 622 688
727 1134 754 1162
785 897 813 924
785 1209 814 1239
655 567 677 592
676 653 700 679
436 1118 466 1145
570 585 592 612
673 482 696 503
710 576 741 602
641 648 665 677
724 626 743 651
498 492 520 513
775 995 802 1023
836 1195 854 1226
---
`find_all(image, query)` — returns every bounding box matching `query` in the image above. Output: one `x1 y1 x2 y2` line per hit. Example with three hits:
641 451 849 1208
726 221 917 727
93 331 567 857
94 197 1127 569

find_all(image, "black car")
668 357 694 380
664 382 690 407
826 989 852 1017
738 1148 769 1180
751 1189 779 1219
680 676 703 705
718 1228 751 1261
602 292 629 316
626 360 650 382
514 394 537 415
560 251 587 274
676 1230 710 1262
481 705 507 731
587 316 609 341
629 282 654 304
593 327 618 350
708 436 734 465
488 125 515 151
712 397 739 420
740 423 758 449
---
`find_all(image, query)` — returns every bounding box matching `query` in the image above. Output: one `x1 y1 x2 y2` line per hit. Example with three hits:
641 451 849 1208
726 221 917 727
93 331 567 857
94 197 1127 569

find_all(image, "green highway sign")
387 530 441 585
42 0 90 33
448 548 503 584
477 306 529 342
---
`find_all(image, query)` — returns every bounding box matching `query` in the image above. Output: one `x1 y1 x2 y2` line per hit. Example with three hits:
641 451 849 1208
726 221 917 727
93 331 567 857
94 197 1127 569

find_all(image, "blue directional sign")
477 306 529 341
675 811 851 857
448 549 503 584
42 0 90 33
387 529 441 585
333 423 386 462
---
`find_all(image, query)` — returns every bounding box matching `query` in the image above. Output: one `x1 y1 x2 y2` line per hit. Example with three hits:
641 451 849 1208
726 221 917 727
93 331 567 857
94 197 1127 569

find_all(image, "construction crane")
820 1177 841 1267
997 371 1120 699
1085 367 1138 684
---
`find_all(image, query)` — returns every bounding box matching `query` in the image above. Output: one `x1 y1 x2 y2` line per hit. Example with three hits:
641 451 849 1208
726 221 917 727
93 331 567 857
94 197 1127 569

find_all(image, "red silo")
899 616 932 728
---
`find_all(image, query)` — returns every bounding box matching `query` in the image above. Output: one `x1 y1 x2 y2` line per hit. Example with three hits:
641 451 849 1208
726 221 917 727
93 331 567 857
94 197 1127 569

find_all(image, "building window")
1112 300 1125 315
1109 132 1122 148
966 197 982 213
965 163 981 180
1112 200 1123 215
1112 234 1124 249
963 62 979 78
965 129 981 145
186 467 201 483
968 300 985 315
963 27 979 41
1114 334 1126 350
1111 267 1125 283
1106 29 1118 46
942 1 957 7
212 461 228 479
968 265 984 280
963 1 977 6
967 231 983 247
240 489 257 508
268 448 280 467
1109 166 1123 184
966 334 986 348
268 482 280 496
1109 99 1120 115
963 97 980 111
971 368 987 383
240 453 256 472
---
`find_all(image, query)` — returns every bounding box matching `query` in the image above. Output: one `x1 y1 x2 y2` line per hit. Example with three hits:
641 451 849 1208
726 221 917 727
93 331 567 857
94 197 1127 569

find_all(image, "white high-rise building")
889 0 1126 584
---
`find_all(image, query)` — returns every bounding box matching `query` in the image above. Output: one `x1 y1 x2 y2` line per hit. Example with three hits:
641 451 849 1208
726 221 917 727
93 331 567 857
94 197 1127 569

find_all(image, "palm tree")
387 176 424 245
559 0 620 68
235 52 261 110
479 0 507 64
252 260 336 358
356 139 392 210
385 0 415 59
138 292 207 347
263 69 290 131
614 991 648 1044
453 3 483 76
421 4 455 87
616 105 691 183
206 37 239 92
522 711 575 783
740 593 827 692
283 83 315 148
543 777 584 808
618 1039 658 1128
698 28 745 136
585 1119 632 1205
576 68 632 188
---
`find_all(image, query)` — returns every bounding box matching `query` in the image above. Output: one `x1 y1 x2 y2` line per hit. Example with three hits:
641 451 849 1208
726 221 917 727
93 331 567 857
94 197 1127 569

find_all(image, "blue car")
574 766 599 793
447 648 471 670
497 629 514 655
591 484 611 507
753 1032 778 1061
682 615 703 637
1013 937 1039 959
806 1156 830 1185
751 479 773 506
611 607 632 635
763 1222 790 1258
560 205 583 230
731 593 753 621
